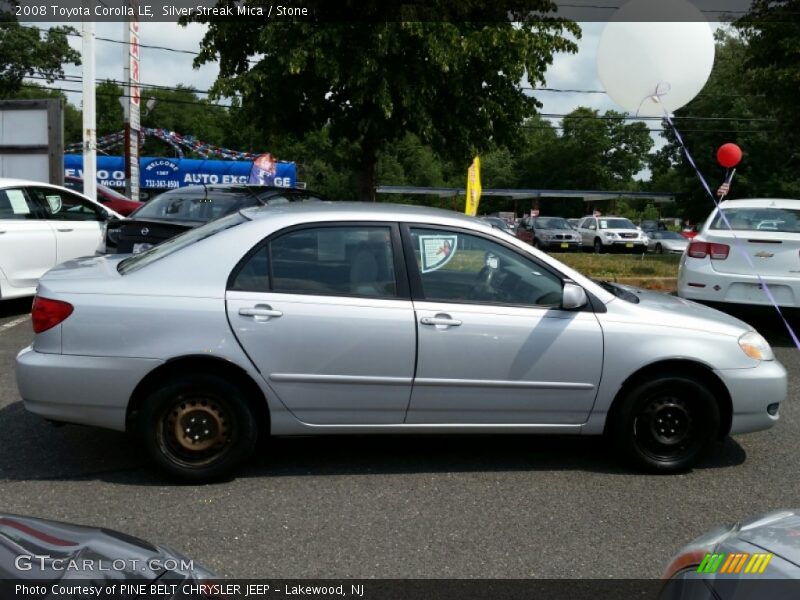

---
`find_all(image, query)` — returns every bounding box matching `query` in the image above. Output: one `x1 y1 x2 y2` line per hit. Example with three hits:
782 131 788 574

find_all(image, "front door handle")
56 228 74 232
239 305 283 320
420 315 462 327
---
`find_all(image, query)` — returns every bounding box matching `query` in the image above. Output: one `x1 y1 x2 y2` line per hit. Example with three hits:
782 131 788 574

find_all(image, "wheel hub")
170 400 228 452
648 400 691 446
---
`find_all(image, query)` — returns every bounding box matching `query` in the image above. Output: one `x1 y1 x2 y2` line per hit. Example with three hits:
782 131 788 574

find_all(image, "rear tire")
609 375 719 474
138 374 258 481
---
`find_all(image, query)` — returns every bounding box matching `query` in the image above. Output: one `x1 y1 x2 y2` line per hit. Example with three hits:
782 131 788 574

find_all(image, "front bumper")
679 258 800 307
15 345 163 431
541 239 581 251
716 359 787 435
604 240 647 251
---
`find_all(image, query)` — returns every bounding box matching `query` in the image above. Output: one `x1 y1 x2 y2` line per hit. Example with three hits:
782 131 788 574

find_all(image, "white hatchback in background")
0 178 121 300
678 198 800 307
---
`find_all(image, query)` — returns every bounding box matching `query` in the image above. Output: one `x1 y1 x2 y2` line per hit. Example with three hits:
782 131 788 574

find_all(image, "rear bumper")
15 345 162 431
679 259 800 307
716 359 787 435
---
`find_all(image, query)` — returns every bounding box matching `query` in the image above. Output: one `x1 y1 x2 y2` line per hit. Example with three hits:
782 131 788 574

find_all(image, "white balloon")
596 0 715 116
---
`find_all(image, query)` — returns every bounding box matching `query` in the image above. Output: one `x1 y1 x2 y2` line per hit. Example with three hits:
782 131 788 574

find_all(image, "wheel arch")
603 359 733 439
126 355 271 439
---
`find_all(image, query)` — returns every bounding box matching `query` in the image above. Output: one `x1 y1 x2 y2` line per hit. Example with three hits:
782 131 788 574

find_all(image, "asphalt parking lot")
0 296 798 579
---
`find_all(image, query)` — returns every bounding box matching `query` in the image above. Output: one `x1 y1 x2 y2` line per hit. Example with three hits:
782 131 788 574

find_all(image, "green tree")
95 80 124 137
0 17 80 98
192 13 580 200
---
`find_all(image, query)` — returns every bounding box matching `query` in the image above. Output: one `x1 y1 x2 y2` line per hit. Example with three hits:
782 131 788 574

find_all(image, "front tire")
655 243 663 254
593 238 603 254
610 375 720 473
138 374 259 481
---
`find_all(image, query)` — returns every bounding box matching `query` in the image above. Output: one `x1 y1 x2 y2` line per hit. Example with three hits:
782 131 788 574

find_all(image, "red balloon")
717 143 742 168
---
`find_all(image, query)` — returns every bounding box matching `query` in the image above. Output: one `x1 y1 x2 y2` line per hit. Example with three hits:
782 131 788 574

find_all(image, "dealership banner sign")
64 155 296 190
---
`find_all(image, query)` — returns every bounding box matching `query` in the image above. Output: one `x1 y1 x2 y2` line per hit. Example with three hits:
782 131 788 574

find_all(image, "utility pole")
123 0 141 201
81 5 96 200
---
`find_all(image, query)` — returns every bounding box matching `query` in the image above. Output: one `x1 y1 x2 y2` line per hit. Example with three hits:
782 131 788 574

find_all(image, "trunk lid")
704 229 800 276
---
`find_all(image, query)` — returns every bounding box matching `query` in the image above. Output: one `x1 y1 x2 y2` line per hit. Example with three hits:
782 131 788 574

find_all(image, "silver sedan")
648 230 690 254
16 203 786 480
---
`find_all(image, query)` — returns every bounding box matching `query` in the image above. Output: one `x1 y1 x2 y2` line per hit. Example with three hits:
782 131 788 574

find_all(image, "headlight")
738 331 774 361
604 232 616 238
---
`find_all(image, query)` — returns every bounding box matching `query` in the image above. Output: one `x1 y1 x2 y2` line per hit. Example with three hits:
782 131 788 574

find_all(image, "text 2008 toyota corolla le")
16 203 786 480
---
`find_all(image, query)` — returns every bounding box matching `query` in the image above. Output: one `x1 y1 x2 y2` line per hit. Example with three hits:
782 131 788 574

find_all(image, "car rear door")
403 225 603 425
0 187 56 290
27 187 108 263
225 222 417 425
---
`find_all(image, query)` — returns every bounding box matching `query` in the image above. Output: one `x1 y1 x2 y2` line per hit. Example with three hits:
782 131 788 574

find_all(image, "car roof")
0 177 71 188
242 201 494 229
158 184 319 197
718 198 800 209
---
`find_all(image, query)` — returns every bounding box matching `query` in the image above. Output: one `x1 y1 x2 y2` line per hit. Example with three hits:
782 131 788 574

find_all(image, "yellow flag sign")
465 156 481 216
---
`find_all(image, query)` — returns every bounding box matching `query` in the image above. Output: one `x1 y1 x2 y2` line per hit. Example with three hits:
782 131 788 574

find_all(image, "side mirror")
562 282 588 310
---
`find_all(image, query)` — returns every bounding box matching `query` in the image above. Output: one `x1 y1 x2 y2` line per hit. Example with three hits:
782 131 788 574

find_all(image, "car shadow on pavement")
0 298 32 319
0 399 747 485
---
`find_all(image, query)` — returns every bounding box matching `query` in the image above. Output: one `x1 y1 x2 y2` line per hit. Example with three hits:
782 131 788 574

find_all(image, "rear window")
118 212 248 274
133 190 258 222
710 207 800 233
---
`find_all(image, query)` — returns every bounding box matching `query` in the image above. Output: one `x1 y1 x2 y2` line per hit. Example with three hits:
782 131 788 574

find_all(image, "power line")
11 22 260 65
20 83 238 109
24 81 778 134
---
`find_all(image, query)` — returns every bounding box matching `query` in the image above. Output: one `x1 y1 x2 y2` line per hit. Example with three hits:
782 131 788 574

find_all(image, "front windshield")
118 212 248 274
710 207 800 233
599 218 636 230
534 217 570 230
133 191 256 222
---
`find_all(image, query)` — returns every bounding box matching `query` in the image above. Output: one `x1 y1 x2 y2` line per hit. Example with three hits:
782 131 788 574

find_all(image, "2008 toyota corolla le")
15 203 786 481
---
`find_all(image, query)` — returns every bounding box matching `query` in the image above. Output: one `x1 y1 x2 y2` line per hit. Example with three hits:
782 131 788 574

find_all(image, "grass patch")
554 252 680 279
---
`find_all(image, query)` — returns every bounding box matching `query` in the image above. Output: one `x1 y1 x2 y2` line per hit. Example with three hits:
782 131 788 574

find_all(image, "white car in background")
0 178 121 300
678 198 800 307
575 215 648 253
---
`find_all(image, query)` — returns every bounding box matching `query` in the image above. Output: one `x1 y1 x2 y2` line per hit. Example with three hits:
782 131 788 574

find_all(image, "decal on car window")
419 235 458 273
45 195 62 214
6 190 30 214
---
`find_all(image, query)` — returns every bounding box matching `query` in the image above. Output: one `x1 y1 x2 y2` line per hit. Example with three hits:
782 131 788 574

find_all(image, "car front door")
403 225 603 425
225 223 417 425
28 187 108 263
0 187 56 292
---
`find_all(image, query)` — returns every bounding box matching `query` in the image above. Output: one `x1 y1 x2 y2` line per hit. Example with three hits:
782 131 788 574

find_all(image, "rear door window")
0 188 40 220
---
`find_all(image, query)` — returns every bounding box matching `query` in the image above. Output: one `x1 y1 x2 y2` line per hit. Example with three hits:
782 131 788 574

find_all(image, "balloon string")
657 101 800 351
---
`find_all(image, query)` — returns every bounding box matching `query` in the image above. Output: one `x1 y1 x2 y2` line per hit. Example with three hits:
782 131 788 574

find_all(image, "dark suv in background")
106 184 325 253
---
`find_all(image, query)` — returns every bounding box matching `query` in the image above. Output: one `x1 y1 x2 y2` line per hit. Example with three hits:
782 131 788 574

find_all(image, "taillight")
31 297 74 333
687 241 730 260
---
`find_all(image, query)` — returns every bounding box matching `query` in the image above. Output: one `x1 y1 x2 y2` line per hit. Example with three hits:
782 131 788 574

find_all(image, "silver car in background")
648 231 690 255
16 203 785 481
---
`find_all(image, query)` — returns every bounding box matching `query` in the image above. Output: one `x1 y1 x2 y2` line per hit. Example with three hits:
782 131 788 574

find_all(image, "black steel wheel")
610 375 720 473
139 374 259 481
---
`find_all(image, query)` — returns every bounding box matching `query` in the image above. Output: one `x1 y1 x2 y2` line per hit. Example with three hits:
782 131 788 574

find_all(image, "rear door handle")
239 306 283 319
420 316 462 327
56 228 74 232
